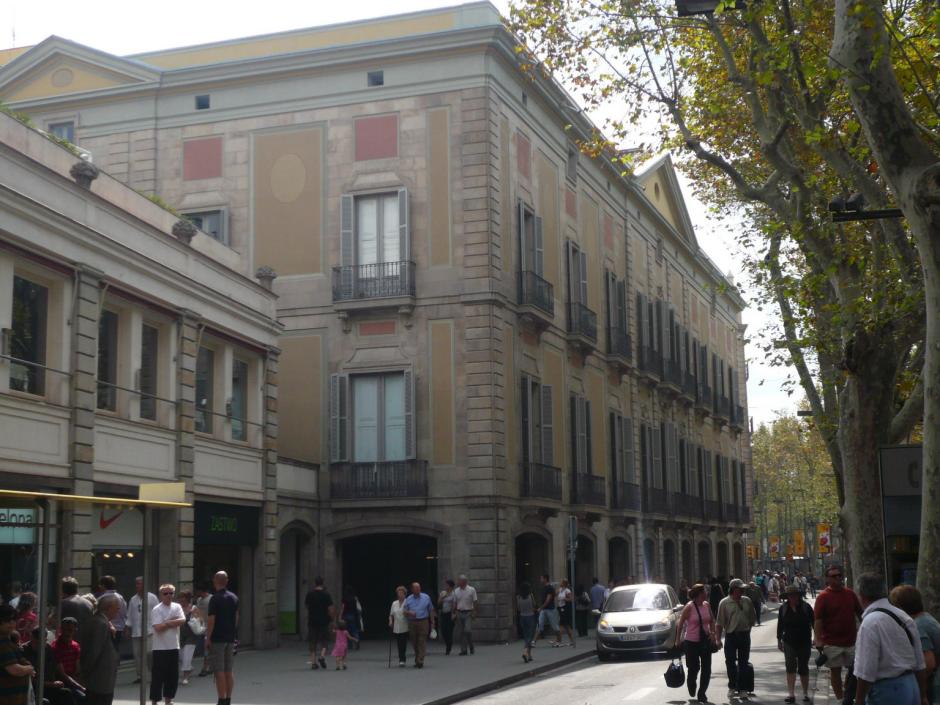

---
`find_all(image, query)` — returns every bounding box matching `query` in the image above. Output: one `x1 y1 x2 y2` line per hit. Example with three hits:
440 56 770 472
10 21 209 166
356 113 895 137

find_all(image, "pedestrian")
709 579 724 620
23 626 79 705
890 584 940 705
60 578 94 647
331 619 357 670
150 583 185 705
533 575 558 645
777 584 815 704
808 575 818 599
195 584 212 678
177 590 200 686
6 583 23 610
437 580 456 656
813 564 863 703
126 577 157 684
853 573 927 705
452 574 478 656
574 584 591 638
402 582 435 669
340 588 363 650
0 603 34 705
304 577 334 670
517 582 537 664
716 577 756 699
553 578 575 647
13 592 37 646
206 571 238 705
51 617 83 693
95 576 126 649
388 586 409 668
746 581 764 626
590 577 606 614
81 594 121 705
675 583 717 703
679 578 690 605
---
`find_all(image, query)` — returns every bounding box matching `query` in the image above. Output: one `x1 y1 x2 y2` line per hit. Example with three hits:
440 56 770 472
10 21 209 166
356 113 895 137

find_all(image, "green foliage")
138 191 180 216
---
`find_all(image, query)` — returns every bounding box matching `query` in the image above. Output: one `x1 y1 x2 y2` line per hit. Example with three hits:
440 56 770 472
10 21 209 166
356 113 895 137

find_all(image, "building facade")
0 2 752 642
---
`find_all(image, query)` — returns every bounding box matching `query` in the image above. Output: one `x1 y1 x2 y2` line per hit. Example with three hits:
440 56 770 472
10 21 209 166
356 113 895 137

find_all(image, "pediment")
635 153 699 250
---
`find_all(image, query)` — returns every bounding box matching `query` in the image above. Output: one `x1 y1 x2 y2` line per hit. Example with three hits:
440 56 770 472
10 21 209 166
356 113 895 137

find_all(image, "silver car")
595 583 681 660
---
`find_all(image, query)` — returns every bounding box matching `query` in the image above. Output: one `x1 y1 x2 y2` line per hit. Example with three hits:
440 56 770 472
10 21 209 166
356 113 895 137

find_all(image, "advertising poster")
793 529 806 556
817 523 832 554
770 535 780 559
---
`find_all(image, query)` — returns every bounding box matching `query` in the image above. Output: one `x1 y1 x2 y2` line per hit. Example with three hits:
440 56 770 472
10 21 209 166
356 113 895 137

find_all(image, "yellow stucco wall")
278 335 322 462
3 58 141 102
0 47 32 67
429 319 456 466
428 107 452 267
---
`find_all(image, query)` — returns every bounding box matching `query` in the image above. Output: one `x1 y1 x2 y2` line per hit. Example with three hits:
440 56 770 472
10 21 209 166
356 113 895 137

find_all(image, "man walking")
96 576 127 648
304 577 334 670
403 582 436 668
125 577 157 684
778 585 815 703
452 574 478 656
813 564 863 703
206 571 238 705
533 575 559 644
150 583 185 705
716 578 756 699
59 577 94 646
746 581 764 627
590 578 606 613
853 573 927 705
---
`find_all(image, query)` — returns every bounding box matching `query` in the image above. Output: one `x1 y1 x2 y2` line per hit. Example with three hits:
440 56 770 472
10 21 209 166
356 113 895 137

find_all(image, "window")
367 70 384 87
719 455 732 504
48 122 75 143
184 210 226 245
9 276 48 395
518 201 543 276
352 373 406 462
569 393 592 474
703 450 715 500
231 359 248 441
655 237 664 262
357 194 400 266
565 240 588 307
521 375 553 466
139 324 159 420
605 270 627 336
566 144 578 183
195 347 214 433
97 310 118 411
195 95 210 110
609 412 634 483
663 423 678 491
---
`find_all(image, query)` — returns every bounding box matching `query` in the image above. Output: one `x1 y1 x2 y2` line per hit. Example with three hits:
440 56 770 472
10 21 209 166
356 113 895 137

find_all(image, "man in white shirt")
125 576 158 683
452 574 478 656
853 573 927 705
150 583 186 705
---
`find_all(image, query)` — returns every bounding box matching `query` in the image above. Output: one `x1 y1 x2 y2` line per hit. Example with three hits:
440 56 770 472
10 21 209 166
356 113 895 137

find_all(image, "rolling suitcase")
737 661 755 693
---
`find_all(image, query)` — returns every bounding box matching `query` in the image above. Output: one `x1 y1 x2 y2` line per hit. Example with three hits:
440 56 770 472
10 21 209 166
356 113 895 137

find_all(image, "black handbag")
664 657 685 688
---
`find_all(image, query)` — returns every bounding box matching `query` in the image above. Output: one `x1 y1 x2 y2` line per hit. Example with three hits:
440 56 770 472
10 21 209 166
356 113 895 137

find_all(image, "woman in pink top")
675 584 719 703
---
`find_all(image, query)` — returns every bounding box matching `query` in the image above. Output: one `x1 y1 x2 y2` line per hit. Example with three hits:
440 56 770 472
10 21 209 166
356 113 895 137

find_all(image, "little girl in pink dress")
332 619 358 669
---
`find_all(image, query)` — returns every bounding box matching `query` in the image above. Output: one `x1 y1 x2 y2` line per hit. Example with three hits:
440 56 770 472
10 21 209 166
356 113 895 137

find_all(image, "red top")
53 636 81 677
813 587 862 647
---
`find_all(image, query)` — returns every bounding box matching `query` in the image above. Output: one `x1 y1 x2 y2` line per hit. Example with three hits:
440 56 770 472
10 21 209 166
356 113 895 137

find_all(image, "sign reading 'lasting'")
194 502 259 546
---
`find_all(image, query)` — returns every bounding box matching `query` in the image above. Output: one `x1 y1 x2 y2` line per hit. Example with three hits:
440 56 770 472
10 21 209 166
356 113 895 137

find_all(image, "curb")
421 649 596 705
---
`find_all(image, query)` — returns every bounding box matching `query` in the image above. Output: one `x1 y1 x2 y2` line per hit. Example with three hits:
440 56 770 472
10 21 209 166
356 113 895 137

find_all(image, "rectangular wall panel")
278 335 323 463
543 348 564 467
429 320 455 465
428 107 452 267
503 326 515 470
536 154 558 288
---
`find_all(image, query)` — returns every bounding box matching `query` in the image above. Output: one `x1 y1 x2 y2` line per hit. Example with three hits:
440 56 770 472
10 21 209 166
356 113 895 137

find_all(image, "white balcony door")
352 373 406 462
356 194 400 268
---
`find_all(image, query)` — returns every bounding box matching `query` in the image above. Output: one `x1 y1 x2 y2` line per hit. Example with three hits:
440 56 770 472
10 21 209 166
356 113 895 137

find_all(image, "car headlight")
654 619 672 630
597 619 613 633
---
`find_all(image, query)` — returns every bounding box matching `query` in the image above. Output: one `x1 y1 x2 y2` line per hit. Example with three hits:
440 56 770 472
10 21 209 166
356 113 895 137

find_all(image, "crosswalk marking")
623 686 655 700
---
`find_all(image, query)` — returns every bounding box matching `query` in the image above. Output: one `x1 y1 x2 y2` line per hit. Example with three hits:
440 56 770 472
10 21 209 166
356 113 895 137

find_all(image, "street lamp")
675 0 746 15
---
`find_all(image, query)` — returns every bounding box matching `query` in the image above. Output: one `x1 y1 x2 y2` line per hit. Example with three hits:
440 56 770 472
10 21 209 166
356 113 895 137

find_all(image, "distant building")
0 1 752 642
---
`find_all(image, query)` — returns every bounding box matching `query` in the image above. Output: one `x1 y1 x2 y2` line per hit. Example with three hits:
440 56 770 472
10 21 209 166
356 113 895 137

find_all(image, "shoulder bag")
693 602 720 653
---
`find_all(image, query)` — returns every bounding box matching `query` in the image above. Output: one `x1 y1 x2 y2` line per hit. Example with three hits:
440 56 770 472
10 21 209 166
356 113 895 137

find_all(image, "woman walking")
177 591 201 686
438 579 456 655
341 587 362 649
890 584 940 705
388 586 409 668
777 584 815 703
675 583 717 704
517 583 537 663
554 579 576 647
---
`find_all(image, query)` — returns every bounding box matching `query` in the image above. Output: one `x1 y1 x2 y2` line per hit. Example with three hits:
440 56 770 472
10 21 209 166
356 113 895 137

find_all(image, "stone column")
173 311 200 590
691 528 700 581
656 526 665 582
65 264 103 590
258 347 280 648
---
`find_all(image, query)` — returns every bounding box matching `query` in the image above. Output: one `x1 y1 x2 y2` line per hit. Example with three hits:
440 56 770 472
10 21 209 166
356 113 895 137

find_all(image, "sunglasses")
161 591 175 596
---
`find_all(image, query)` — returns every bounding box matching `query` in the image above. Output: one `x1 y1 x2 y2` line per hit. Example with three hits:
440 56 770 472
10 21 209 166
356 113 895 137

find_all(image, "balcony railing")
722 503 739 523
518 270 554 317
696 384 713 410
566 302 597 342
682 372 697 400
676 493 703 519
612 481 642 511
662 359 682 388
704 498 721 522
330 460 428 499
740 506 752 523
520 462 563 501
607 327 632 362
639 346 662 377
572 473 606 506
732 404 746 428
332 260 416 302
648 487 672 514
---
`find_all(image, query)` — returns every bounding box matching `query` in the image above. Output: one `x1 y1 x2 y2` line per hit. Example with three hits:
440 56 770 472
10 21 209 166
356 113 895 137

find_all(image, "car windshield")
604 587 670 612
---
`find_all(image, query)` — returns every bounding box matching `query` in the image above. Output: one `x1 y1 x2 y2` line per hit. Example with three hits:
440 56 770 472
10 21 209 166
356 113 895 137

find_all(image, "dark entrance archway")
515 532 550 590
663 539 678 589
697 540 712 578
643 538 656 582
681 540 693 585
574 534 595 589
278 524 314 635
341 533 438 639
716 540 730 579
608 537 631 583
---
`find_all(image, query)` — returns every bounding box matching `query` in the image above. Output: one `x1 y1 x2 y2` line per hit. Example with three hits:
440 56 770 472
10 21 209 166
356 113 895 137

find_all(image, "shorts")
308 624 330 650
538 608 559 634
207 641 234 672
784 642 811 675
822 644 855 669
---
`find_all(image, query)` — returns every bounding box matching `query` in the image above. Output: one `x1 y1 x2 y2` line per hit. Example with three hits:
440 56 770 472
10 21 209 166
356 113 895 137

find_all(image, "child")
331 619 357 670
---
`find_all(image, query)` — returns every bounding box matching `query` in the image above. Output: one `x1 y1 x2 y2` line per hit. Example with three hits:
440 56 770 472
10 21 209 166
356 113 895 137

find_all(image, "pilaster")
174 310 200 590
258 347 280 648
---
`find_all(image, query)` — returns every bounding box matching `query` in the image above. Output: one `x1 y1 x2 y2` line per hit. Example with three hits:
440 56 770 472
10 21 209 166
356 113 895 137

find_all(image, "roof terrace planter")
566 302 597 354
517 270 554 331
611 481 642 511
332 260 416 312
520 462 563 502
572 472 606 507
330 459 428 501
606 326 633 374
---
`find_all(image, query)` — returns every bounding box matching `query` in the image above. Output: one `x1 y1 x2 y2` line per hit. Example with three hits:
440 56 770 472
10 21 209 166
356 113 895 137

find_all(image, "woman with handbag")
675 583 718 703
178 591 205 685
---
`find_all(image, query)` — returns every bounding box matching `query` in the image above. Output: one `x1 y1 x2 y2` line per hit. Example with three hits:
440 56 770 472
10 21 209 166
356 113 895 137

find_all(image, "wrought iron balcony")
330 460 428 499
572 473 606 506
332 260 416 302
731 404 746 429
639 345 662 378
715 395 731 420
520 462 563 501
647 487 673 514
722 503 739 523
566 302 597 343
740 506 752 523
607 327 632 365
704 499 721 522
518 270 554 318
682 372 697 402
676 493 704 519
612 481 642 511
696 384 713 413
661 359 683 391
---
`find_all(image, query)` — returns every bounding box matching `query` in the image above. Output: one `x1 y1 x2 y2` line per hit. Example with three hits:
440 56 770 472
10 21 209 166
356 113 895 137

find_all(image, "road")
458 607 814 705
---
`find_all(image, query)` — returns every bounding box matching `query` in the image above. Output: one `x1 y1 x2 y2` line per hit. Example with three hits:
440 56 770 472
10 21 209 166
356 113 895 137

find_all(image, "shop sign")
195 502 258 546
91 506 143 549
0 508 35 545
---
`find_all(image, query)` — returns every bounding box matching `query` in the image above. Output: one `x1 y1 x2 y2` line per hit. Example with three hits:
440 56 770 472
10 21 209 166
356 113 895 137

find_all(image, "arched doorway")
278 523 314 635
663 539 678 588
643 538 656 582
716 540 730 578
608 537 631 584
515 532 550 590
681 540 693 585
697 540 712 579
575 534 595 589
341 533 438 639
733 542 744 578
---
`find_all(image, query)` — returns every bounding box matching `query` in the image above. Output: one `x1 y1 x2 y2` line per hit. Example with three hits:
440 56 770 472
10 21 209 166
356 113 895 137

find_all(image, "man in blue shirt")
404 582 437 668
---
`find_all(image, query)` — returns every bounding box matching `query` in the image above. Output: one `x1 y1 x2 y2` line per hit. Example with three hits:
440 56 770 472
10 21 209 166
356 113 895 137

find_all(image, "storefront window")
0 507 39 604
195 347 214 433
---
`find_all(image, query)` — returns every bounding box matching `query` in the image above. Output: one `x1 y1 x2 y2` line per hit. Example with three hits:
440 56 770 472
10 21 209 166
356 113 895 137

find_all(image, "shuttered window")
518 200 544 276
569 393 591 473
609 412 635 484
339 188 410 268
330 369 415 462
521 375 554 466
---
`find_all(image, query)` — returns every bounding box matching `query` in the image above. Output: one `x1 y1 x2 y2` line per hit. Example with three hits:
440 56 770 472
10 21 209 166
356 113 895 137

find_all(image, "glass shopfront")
0 507 38 602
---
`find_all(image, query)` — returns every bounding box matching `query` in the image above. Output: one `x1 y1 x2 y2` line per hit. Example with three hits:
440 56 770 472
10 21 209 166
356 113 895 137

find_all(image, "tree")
508 0 929 595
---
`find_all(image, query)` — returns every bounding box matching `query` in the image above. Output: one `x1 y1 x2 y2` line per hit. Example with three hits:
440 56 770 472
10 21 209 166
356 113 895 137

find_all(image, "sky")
0 0 792 426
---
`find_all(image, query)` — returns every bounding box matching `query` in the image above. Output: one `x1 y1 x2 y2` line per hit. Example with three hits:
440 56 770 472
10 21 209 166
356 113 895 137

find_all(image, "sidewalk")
112 634 595 705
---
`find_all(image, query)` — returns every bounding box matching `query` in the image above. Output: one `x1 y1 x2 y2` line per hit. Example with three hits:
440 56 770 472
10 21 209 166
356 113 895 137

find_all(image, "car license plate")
620 633 643 641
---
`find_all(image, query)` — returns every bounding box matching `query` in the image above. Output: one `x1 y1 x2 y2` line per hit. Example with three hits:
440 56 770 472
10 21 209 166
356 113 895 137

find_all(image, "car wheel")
597 650 612 662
